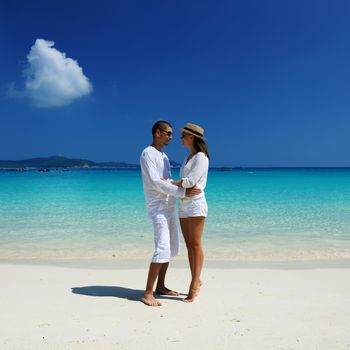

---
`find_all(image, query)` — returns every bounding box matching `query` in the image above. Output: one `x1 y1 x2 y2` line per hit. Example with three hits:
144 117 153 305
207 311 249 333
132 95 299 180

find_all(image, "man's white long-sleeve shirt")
140 146 185 216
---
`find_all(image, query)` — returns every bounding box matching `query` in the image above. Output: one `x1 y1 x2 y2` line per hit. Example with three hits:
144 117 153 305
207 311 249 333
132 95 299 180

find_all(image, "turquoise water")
1 169 350 262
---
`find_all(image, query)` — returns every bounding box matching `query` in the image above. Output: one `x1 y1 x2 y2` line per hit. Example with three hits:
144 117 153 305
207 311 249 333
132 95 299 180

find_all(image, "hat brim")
179 128 206 141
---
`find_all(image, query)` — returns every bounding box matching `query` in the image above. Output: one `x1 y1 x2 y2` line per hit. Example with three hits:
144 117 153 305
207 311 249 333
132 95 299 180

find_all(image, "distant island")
3 156 344 171
0 155 181 170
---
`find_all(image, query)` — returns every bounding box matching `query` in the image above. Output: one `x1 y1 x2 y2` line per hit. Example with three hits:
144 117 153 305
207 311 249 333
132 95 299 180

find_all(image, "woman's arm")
159 178 202 195
160 178 183 187
181 153 209 188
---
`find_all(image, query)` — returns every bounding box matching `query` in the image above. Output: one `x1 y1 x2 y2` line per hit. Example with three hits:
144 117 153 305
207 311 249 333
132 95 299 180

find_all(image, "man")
140 120 201 306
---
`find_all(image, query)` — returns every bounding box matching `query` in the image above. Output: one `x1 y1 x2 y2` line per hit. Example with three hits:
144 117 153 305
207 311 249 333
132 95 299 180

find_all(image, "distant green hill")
0 156 95 168
0 156 180 169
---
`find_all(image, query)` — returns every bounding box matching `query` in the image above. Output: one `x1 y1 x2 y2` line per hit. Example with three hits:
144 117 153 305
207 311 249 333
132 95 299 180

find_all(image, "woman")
171 123 209 302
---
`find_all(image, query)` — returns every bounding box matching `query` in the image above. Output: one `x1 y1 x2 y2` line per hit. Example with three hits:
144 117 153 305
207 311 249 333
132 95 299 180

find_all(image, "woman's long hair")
193 137 210 159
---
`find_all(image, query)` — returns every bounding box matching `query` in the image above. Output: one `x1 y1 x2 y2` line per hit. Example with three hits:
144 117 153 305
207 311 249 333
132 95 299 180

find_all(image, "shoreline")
2 257 350 270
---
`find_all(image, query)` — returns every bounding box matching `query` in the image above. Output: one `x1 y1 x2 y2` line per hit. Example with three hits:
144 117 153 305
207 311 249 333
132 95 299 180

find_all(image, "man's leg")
141 263 163 306
154 207 180 296
155 262 179 296
142 213 171 306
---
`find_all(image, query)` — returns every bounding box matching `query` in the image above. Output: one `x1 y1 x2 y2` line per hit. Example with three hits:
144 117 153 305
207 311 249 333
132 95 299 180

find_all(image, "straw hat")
179 123 206 140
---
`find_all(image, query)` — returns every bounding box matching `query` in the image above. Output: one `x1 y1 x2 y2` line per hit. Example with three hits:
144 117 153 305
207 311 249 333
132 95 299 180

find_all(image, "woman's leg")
184 216 205 302
180 218 194 278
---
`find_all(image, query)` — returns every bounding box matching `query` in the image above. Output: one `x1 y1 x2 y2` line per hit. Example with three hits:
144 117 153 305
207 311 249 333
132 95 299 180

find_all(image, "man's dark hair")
152 120 172 137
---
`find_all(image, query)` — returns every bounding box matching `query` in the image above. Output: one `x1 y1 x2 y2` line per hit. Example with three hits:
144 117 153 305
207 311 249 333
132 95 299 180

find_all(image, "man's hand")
185 186 202 197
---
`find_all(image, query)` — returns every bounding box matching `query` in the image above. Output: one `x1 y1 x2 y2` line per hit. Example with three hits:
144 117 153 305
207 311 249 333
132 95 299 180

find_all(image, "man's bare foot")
141 293 162 306
155 287 179 296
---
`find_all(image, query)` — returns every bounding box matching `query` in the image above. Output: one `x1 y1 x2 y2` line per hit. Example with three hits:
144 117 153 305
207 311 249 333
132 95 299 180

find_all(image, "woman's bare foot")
141 293 162 306
182 284 200 303
155 287 179 296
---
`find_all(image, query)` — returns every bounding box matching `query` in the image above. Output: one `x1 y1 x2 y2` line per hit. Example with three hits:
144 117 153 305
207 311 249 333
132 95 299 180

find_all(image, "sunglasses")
160 129 173 137
181 132 191 138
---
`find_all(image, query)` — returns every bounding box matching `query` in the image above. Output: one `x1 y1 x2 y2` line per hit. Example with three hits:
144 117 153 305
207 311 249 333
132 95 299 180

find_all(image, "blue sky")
1 0 350 167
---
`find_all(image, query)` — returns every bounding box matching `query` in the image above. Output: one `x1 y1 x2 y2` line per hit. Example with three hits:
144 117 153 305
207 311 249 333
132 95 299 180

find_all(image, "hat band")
183 127 203 137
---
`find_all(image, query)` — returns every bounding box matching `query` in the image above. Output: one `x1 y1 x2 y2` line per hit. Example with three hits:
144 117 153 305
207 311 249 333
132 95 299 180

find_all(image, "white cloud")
22 38 93 107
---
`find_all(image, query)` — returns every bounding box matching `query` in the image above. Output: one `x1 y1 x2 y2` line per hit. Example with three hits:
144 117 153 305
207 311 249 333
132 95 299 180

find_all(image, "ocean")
1 168 350 263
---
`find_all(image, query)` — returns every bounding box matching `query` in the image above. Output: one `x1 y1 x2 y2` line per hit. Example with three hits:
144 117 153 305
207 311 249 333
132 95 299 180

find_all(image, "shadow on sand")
71 286 183 301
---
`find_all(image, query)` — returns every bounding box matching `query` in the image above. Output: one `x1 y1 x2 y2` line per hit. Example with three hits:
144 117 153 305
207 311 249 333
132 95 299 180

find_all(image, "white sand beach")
1 262 350 350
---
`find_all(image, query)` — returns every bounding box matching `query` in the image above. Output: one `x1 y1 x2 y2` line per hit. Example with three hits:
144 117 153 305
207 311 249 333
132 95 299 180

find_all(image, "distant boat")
217 167 235 171
38 168 50 172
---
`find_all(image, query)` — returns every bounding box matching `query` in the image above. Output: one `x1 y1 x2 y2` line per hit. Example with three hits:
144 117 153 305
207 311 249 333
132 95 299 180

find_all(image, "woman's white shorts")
179 196 208 218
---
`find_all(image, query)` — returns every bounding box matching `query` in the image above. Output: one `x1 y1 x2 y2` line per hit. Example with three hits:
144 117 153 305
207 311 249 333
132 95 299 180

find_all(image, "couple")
140 120 209 306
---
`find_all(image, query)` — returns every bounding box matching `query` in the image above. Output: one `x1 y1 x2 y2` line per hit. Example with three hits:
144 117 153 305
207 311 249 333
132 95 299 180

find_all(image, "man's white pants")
150 206 179 263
